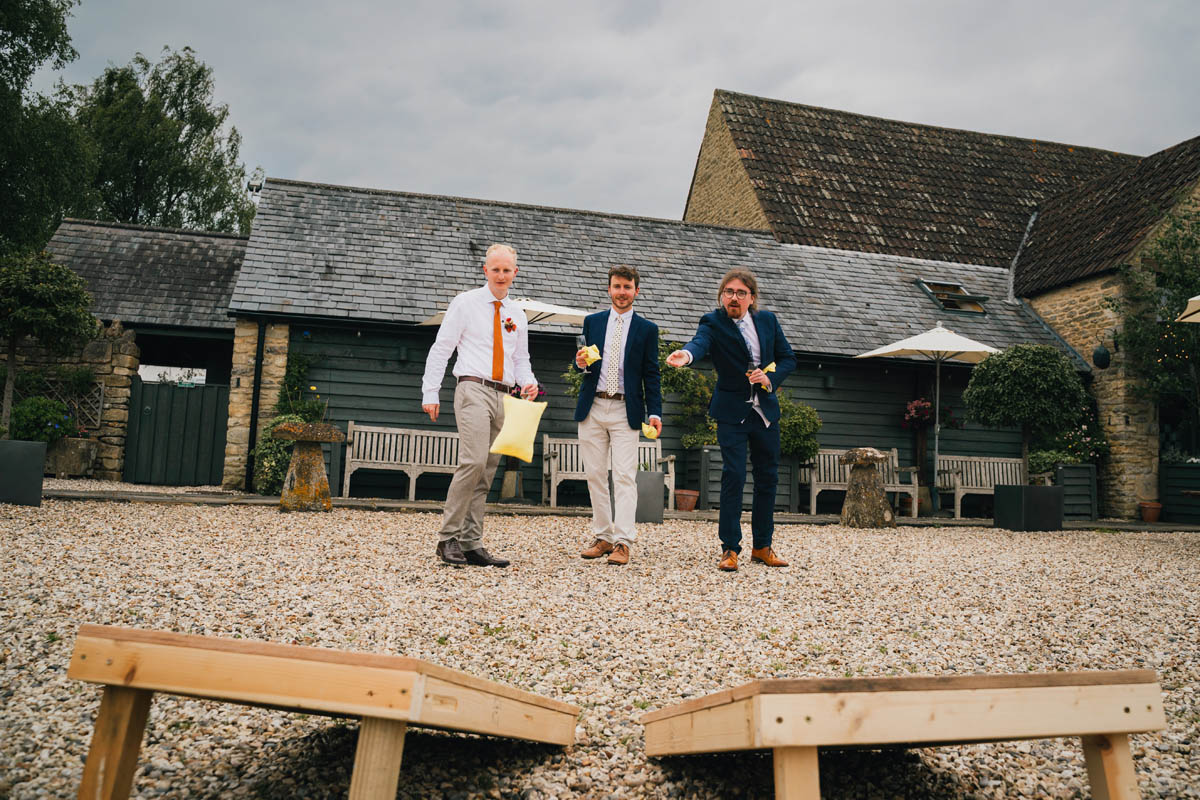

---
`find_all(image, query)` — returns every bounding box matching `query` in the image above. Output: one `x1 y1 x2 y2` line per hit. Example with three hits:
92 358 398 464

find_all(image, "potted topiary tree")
0 250 97 505
962 344 1090 530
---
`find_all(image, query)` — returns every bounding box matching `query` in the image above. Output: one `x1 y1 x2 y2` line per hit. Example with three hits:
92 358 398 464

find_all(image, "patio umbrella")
418 297 590 327
1177 295 1200 323
855 322 999 503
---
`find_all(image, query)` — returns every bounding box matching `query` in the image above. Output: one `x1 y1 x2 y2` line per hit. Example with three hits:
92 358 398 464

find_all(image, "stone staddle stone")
840 447 896 528
272 423 346 512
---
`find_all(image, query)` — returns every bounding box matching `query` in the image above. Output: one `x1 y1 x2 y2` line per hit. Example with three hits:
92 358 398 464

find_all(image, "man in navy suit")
667 268 797 572
573 265 663 566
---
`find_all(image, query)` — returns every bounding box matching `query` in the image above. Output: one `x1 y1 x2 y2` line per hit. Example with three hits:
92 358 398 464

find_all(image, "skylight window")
916 279 988 314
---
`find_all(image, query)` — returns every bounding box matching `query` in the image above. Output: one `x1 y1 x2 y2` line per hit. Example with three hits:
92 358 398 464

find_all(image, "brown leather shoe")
751 546 789 567
581 539 614 559
607 543 630 565
718 550 738 571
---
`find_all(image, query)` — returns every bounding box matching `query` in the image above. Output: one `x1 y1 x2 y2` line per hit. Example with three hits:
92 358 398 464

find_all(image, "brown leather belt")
458 376 512 393
595 391 625 400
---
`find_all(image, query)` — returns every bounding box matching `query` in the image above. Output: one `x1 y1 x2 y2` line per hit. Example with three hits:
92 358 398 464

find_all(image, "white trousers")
578 397 640 547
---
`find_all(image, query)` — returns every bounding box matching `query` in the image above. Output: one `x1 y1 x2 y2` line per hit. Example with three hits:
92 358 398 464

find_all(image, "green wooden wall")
284 325 1022 506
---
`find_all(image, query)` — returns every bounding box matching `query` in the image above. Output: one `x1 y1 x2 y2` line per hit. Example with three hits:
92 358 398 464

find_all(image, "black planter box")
994 484 1063 531
635 471 665 524
0 440 48 507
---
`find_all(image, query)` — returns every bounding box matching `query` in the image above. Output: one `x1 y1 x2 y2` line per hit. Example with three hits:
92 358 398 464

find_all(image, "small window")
916 279 988 314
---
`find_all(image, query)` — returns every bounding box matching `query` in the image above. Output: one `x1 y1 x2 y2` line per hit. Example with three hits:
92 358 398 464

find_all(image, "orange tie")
491 300 504 381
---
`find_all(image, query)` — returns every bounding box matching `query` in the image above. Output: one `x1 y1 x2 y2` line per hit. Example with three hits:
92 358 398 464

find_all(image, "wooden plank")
641 671 1158 722
773 746 820 800
77 685 152 800
643 697 755 756
72 625 577 714
753 684 1164 748
347 718 407 800
416 674 577 745
1082 733 1140 800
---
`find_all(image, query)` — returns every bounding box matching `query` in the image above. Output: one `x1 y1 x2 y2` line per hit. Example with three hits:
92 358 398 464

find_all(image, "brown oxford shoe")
718 549 738 571
751 546 789 567
581 539 614 559
463 547 510 568
607 543 630 565
436 538 466 566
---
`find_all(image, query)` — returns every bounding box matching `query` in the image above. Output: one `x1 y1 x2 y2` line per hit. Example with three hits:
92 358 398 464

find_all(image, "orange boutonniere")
503 317 516 333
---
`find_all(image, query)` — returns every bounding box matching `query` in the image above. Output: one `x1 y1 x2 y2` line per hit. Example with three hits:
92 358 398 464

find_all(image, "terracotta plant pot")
1138 501 1162 523
675 489 699 512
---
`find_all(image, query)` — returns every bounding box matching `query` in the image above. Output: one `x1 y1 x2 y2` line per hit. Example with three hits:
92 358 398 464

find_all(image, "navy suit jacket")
573 310 663 429
681 308 797 425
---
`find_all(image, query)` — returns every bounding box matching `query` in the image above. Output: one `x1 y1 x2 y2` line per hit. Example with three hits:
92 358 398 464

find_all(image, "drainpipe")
243 320 267 490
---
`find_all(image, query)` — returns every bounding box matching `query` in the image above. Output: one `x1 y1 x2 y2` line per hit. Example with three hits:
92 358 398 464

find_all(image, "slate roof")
1014 134 1200 296
234 179 1081 365
46 219 246 331
701 89 1140 268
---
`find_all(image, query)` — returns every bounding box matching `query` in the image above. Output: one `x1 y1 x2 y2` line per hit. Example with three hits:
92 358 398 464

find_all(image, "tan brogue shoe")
751 546 789 567
718 549 738 571
607 543 630 565
581 539 614 559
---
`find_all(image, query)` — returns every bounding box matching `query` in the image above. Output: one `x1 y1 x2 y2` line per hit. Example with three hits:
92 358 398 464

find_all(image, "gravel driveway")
2 499 1197 798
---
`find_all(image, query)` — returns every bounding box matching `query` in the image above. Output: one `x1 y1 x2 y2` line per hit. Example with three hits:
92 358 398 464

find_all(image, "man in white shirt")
421 244 539 567
572 265 663 566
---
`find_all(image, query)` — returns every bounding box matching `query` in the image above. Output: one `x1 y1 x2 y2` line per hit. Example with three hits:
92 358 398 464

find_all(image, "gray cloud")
33 0 1200 221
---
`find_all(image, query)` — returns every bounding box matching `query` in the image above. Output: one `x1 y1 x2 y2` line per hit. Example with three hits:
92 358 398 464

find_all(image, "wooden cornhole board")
641 671 1165 800
68 624 579 799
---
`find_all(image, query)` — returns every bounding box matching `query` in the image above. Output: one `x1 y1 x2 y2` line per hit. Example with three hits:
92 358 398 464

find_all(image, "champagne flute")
576 334 592 374
745 360 757 403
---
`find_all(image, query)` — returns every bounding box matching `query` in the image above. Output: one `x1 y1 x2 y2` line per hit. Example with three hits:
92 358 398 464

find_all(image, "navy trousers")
716 412 780 553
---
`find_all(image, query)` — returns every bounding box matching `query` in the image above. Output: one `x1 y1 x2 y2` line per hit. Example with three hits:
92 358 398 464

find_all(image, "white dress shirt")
598 308 633 394
421 286 536 405
735 315 770 426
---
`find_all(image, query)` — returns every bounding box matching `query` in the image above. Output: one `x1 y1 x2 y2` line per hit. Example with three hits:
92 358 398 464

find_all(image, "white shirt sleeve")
421 295 466 405
512 312 536 388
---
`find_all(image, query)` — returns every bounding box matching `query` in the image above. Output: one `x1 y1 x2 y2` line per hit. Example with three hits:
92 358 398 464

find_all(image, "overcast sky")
33 0 1200 221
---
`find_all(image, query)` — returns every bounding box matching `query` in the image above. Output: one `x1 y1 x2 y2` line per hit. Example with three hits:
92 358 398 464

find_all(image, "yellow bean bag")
489 395 548 462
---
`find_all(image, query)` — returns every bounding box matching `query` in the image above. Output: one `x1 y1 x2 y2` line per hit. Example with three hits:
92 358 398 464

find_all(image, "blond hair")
485 243 517 262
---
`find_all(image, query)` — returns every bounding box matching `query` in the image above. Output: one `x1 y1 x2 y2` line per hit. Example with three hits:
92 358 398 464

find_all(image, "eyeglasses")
722 288 751 300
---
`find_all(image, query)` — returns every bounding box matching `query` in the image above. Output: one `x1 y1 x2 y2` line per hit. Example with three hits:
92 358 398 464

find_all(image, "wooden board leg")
773 746 820 800
348 717 408 800
1082 733 1140 800
77 686 153 800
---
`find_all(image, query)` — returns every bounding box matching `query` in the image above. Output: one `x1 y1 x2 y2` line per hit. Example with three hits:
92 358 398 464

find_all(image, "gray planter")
635 470 665 524
1056 463 1097 521
994 484 1063 531
1160 462 1200 523
0 440 48 507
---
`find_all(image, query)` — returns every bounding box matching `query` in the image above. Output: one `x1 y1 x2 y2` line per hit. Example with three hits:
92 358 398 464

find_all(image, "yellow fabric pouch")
489 395 548 462
640 422 659 439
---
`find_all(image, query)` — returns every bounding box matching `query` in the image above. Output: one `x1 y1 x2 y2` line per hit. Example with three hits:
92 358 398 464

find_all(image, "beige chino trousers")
438 381 505 550
579 397 640 547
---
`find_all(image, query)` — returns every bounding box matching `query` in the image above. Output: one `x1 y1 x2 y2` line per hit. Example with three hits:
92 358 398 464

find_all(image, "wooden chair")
68 624 578 799
642 670 1164 799
808 448 918 516
342 422 461 500
936 454 1026 518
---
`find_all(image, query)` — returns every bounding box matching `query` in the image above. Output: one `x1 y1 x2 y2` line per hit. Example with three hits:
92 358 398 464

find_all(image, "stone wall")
1 320 139 480
1029 277 1156 518
222 319 290 489
682 97 772 230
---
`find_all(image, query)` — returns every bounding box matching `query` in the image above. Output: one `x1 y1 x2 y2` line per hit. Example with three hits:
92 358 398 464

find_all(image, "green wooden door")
123 377 229 486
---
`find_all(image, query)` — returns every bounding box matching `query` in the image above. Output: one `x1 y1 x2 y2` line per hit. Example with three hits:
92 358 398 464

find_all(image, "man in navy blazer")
667 268 797 572
573 265 663 566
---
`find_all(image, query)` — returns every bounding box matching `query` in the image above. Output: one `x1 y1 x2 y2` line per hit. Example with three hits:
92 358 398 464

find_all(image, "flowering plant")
901 397 962 431
1043 403 1110 464
503 317 516 333
510 383 547 400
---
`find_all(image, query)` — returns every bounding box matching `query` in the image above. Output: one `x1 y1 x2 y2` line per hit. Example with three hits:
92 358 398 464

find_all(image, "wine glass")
745 360 757 403
576 334 592 374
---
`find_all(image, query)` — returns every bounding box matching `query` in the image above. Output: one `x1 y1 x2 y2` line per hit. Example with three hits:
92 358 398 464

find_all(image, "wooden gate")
123 377 229 486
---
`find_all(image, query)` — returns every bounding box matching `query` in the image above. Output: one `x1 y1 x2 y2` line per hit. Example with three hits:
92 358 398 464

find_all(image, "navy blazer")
574 310 663 429
681 308 797 424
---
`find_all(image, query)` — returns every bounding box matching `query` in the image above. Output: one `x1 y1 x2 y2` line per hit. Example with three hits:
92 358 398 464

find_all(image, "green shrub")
1028 449 1081 476
274 352 326 422
251 414 308 495
10 396 74 444
779 391 822 460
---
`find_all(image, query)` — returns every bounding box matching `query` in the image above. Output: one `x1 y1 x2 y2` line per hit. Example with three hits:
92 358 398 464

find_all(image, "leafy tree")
962 344 1089 469
0 250 96 437
1105 209 1200 450
0 0 91 253
65 46 256 234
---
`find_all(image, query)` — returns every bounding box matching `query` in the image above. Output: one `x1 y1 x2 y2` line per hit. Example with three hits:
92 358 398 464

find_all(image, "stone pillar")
222 319 290 489
1029 276 1157 519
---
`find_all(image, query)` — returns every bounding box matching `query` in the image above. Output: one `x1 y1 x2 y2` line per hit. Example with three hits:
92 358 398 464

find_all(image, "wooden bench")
936 454 1026 518
542 434 676 509
342 422 460 500
68 624 579 799
807 448 918 517
642 670 1164 800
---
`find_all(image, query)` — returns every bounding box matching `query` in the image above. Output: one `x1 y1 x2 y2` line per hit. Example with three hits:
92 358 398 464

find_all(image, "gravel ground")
1 499 1197 799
